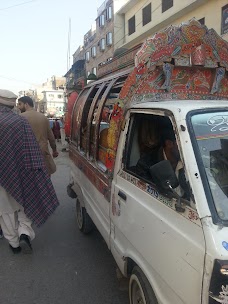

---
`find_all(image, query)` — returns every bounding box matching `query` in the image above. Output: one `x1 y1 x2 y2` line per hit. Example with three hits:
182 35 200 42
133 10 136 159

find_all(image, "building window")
106 32 113 46
198 18 205 25
91 46 96 58
92 67 97 75
49 94 54 98
162 0 173 13
106 6 112 20
128 15 135 36
85 51 90 62
221 4 228 35
100 38 105 51
142 3 151 26
99 14 105 27
57 94 63 99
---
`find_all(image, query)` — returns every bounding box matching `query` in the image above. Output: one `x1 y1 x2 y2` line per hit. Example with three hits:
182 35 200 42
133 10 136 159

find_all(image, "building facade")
115 0 228 50
41 89 65 117
83 0 129 79
32 75 66 116
65 45 86 93
84 1 114 79
65 0 228 87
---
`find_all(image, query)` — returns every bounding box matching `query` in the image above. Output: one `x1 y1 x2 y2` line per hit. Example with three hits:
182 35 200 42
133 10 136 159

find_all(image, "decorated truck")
67 19 228 304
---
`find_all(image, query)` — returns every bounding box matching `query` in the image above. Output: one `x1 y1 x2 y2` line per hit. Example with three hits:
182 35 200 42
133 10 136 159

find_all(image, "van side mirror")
150 160 186 213
149 160 179 191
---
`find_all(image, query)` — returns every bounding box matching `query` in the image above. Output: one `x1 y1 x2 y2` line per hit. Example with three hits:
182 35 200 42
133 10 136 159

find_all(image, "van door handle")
118 190 127 201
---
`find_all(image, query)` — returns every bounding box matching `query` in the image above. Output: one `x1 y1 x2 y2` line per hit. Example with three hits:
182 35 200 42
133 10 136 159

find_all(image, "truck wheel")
129 266 158 304
75 198 94 234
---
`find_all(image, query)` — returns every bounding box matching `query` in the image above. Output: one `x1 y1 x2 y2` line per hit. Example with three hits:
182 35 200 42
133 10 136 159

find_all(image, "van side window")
80 86 100 153
125 113 192 202
125 114 162 179
89 85 108 160
97 77 127 172
71 89 89 144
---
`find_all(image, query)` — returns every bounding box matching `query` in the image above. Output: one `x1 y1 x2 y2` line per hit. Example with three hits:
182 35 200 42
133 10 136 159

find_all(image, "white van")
67 20 228 304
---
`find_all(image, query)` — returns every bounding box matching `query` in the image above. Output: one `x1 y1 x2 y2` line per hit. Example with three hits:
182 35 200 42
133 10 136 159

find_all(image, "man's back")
20 109 57 174
21 110 55 153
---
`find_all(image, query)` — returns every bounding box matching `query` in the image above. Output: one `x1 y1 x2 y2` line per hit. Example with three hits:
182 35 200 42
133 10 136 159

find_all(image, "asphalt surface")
0 145 128 304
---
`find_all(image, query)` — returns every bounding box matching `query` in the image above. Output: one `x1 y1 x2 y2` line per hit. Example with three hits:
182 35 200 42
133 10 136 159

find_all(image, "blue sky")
0 0 104 93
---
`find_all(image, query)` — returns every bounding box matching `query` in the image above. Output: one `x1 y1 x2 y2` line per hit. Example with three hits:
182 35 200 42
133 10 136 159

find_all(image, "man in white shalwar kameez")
0 89 59 254
0 90 35 253
0 185 35 252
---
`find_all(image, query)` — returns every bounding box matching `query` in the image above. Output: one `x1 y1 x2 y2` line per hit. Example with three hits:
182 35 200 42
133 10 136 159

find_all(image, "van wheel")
129 266 158 304
75 198 94 234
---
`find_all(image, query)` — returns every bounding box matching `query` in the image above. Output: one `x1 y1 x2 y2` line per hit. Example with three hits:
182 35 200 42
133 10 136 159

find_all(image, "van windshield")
191 111 228 221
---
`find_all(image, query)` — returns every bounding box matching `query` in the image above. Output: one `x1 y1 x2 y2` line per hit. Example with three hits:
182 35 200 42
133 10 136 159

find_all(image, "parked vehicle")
67 19 228 304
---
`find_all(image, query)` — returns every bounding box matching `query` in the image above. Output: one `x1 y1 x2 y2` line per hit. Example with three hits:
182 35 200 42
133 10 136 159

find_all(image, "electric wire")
0 75 38 86
0 0 37 11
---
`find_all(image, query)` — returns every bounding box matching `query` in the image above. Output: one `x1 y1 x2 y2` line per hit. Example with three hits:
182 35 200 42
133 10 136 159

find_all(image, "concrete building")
18 89 35 99
33 75 66 116
41 89 65 117
115 0 228 51
65 0 227 87
64 0 128 88
83 0 129 79
65 45 85 93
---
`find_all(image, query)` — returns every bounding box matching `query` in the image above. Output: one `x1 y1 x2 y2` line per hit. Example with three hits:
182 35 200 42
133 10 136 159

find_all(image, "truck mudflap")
67 183 77 199
209 260 228 303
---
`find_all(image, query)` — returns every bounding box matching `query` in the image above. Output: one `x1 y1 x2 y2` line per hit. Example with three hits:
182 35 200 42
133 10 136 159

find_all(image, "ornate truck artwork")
105 19 228 173
119 18 228 106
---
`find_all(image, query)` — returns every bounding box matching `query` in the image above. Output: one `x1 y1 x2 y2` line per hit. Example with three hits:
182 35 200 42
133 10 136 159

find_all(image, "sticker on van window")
119 170 201 226
207 115 228 132
222 241 228 251
220 285 228 304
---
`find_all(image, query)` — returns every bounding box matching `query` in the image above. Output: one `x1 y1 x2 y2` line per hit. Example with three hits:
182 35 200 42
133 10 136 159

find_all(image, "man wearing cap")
0 89 59 254
17 96 58 175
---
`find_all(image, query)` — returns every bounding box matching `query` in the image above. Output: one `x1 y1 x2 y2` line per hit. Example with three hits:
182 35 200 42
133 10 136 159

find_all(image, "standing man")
0 89 59 254
60 116 69 151
17 96 58 175
52 118 61 142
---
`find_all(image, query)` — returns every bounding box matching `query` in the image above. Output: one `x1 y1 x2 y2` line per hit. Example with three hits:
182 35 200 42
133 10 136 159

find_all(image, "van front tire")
129 266 158 304
75 198 94 234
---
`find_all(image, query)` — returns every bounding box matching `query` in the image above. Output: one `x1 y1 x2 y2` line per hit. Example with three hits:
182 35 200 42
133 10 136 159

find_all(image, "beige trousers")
0 208 35 248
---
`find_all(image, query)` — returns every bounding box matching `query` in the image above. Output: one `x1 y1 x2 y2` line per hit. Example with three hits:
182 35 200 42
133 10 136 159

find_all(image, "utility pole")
67 18 71 72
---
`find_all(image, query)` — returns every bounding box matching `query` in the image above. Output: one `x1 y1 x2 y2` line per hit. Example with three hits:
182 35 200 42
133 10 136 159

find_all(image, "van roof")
131 99 228 114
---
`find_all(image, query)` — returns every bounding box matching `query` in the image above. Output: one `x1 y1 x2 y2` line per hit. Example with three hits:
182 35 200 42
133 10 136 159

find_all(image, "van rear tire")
129 266 158 304
75 198 94 234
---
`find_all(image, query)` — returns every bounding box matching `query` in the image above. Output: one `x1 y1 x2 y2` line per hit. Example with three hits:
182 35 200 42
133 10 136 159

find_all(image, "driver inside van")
136 128 191 200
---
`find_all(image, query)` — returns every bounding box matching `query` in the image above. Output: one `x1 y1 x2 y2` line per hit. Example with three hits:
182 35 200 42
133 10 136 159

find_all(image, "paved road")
0 147 128 304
